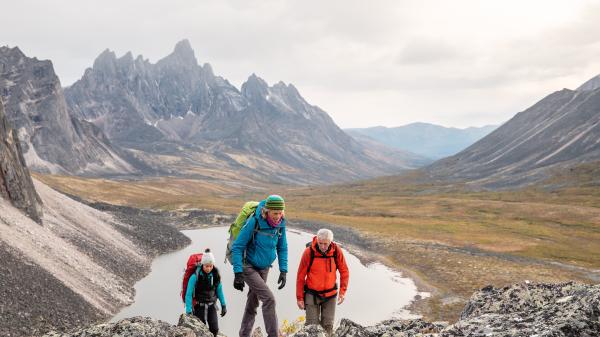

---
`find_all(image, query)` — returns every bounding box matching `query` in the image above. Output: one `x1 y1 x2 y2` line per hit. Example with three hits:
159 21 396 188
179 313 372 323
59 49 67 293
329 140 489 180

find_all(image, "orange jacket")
296 236 349 301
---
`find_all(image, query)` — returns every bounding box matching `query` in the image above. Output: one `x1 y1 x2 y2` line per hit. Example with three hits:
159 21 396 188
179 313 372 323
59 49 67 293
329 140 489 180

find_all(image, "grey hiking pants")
305 293 337 336
239 266 278 337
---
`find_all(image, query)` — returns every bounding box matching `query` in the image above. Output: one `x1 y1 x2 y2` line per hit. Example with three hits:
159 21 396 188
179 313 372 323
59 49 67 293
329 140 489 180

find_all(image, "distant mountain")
347 131 434 167
426 74 600 189
0 46 140 175
65 40 424 184
346 123 498 160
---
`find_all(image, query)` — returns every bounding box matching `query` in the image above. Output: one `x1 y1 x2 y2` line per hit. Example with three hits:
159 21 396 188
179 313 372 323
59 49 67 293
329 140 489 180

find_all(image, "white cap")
201 251 215 265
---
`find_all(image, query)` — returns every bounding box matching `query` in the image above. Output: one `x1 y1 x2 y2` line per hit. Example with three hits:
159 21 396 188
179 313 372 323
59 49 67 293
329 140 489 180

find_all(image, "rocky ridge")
0 98 42 222
0 46 141 175
43 281 599 337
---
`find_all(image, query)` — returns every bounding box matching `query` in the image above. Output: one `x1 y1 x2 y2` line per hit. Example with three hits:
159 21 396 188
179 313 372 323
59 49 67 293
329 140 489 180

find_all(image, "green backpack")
224 201 259 264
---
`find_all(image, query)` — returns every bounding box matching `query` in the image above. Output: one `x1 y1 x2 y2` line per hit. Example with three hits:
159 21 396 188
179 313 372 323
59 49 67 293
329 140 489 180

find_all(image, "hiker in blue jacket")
185 249 226 337
231 195 288 337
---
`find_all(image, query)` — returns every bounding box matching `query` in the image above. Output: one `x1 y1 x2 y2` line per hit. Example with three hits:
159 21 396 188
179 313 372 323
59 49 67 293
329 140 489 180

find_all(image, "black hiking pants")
193 302 219 336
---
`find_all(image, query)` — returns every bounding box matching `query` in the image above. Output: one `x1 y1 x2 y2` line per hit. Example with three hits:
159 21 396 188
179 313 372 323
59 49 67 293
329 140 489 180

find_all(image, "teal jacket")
231 200 288 274
185 269 226 314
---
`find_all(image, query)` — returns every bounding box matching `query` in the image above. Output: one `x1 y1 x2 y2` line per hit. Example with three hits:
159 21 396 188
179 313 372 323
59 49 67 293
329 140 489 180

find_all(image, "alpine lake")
112 227 425 336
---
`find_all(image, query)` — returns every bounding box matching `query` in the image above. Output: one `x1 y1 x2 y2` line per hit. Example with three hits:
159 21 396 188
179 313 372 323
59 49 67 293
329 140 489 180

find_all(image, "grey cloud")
396 39 461 65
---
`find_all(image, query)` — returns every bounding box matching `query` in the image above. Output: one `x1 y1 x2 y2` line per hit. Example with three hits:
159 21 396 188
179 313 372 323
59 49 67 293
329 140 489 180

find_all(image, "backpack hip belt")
304 283 338 303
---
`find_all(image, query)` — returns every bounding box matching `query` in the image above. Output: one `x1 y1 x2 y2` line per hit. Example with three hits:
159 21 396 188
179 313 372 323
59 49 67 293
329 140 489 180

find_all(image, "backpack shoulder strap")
249 215 260 245
192 266 200 299
332 245 338 270
306 247 316 274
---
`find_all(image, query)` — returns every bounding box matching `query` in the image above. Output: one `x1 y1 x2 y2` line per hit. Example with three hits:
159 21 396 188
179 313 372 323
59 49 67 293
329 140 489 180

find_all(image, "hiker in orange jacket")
296 228 349 336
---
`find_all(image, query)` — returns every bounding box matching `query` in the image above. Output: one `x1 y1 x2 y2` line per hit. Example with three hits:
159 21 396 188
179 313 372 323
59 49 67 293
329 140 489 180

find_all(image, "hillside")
425 76 600 188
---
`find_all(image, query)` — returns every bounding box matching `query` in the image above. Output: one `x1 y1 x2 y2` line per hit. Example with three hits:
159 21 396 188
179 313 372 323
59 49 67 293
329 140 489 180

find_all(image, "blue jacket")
185 269 226 314
231 200 288 274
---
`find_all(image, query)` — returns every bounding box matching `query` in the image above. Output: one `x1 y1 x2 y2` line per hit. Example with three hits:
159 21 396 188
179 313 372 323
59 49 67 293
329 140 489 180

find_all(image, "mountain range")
346 123 498 160
2 40 423 184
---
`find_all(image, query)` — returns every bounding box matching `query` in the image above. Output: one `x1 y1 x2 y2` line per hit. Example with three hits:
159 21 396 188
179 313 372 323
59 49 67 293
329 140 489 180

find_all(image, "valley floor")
35 172 600 323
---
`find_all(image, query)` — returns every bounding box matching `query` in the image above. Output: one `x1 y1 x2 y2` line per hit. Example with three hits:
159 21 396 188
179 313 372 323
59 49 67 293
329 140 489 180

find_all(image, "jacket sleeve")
231 217 256 273
296 248 310 301
277 226 288 273
336 247 350 297
185 273 197 314
217 283 226 307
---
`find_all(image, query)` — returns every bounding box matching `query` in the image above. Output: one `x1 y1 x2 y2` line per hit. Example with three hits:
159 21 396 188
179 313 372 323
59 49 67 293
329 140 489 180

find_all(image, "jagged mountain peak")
271 81 300 96
160 39 198 67
577 73 600 92
174 39 193 54
92 49 118 70
201 62 214 77
241 73 270 99
0 45 25 58
119 51 134 63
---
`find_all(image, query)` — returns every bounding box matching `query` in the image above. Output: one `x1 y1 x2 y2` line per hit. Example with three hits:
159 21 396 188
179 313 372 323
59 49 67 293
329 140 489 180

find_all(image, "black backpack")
305 241 338 274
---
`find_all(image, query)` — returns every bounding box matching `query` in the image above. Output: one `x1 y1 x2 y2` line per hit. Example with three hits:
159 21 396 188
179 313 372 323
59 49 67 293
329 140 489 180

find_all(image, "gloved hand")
233 272 245 291
277 272 287 289
220 306 227 317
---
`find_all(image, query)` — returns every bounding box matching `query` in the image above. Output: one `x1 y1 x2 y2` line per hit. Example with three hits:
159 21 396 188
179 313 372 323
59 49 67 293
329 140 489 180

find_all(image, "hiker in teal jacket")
231 195 288 337
185 249 226 337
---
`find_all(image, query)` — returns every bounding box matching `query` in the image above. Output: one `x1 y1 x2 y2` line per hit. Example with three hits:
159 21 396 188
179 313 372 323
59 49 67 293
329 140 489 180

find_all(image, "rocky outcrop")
43 314 214 337
0 46 138 175
330 319 445 337
449 281 600 337
41 282 600 337
64 40 423 184
426 74 600 189
0 99 42 222
327 282 600 337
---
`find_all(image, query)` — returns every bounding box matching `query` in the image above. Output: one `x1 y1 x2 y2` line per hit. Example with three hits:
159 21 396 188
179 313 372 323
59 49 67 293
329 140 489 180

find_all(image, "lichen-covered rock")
333 318 444 337
291 324 327 337
43 315 214 337
442 281 600 337
178 313 214 337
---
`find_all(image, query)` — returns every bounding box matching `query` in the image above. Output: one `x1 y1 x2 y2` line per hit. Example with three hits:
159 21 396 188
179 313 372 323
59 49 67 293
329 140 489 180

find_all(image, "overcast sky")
3 0 600 128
